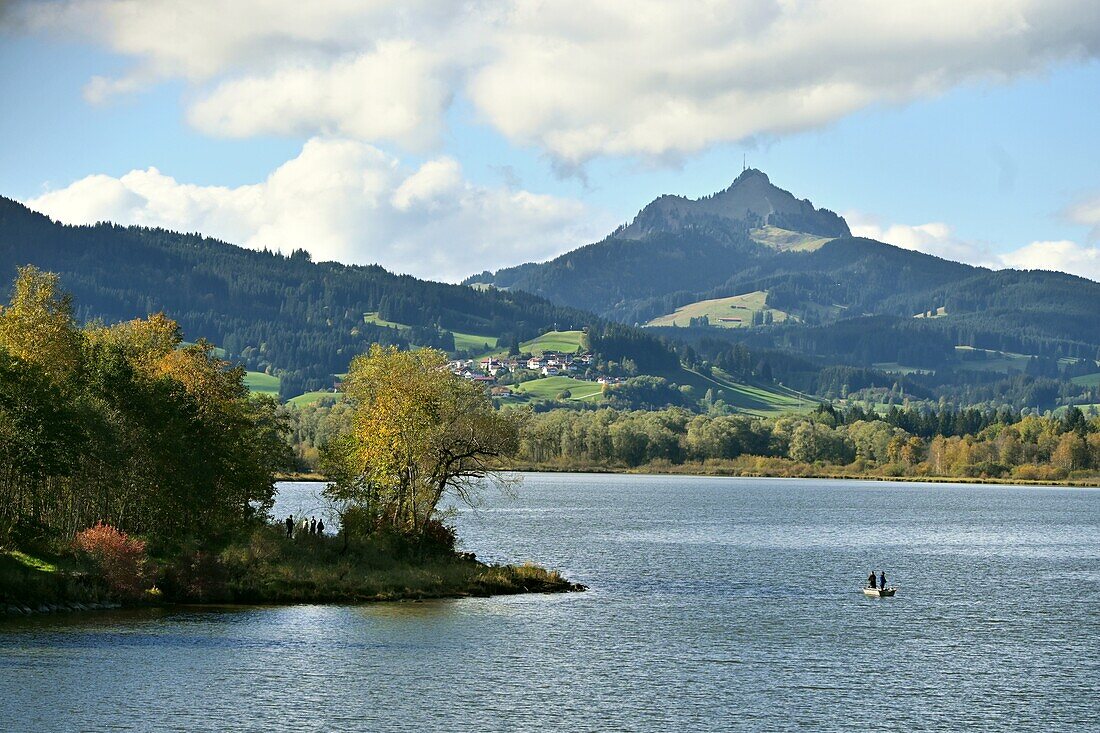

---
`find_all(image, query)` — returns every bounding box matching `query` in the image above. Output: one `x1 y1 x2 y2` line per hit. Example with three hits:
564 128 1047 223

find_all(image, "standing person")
285 515 294 538
298 516 308 537
879 571 887 590
310 517 317 535
317 518 325 535
867 571 876 589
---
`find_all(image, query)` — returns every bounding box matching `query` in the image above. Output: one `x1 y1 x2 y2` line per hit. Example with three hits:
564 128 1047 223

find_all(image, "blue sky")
3 1 1099 281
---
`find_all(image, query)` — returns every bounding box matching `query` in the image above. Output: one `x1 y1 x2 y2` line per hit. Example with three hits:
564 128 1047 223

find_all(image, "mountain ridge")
465 172 1100 366
618 168 850 241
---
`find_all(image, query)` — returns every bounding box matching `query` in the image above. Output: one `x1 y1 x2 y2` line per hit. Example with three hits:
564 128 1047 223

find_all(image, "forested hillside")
0 197 596 396
467 171 1100 367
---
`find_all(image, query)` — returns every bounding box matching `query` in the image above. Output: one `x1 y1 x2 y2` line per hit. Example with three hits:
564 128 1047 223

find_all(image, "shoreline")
2 578 585 618
279 467 1100 488
1 536 584 614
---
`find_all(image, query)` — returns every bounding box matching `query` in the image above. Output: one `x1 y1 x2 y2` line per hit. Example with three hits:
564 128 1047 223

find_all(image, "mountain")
0 196 600 397
466 171 1100 368
3 189 1097 413
618 168 849 241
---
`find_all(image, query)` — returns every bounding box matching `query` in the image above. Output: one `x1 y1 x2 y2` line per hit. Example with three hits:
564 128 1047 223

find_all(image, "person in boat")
867 571 876 589
878 571 887 590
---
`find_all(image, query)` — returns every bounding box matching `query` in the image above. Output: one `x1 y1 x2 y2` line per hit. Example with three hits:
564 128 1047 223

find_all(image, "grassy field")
453 331 499 353
513 376 604 402
665 366 815 416
363 312 409 330
244 371 281 396
645 291 790 329
871 362 936 375
954 346 1032 373
286 390 342 408
1071 373 1100 387
520 330 586 354
749 225 832 252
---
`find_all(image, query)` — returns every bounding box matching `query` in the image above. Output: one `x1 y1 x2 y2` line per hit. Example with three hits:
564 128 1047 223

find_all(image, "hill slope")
0 196 596 395
467 172 1100 365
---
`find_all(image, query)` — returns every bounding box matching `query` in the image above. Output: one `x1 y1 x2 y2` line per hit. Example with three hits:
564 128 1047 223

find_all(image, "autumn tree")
323 345 523 536
0 268 289 545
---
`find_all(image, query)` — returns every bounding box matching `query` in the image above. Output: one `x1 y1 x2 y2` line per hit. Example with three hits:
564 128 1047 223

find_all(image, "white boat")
862 586 897 597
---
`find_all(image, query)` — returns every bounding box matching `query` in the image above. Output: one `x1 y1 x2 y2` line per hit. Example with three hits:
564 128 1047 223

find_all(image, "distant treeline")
284 395 1099 483
514 403 1100 482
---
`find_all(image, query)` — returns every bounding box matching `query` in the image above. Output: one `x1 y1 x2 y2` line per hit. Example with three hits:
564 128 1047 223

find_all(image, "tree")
323 345 522 536
0 265 83 380
1052 433 1088 472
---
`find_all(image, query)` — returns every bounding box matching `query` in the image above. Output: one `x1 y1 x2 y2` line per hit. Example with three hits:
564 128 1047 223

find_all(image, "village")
446 350 623 399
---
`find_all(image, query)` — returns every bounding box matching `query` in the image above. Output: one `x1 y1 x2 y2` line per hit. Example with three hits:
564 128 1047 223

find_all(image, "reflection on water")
2 475 1098 732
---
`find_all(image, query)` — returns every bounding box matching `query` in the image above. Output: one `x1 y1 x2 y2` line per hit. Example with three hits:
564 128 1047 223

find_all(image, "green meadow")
1071 373 1100 387
453 331 499 353
645 291 791 329
748 225 833 252
669 366 815 416
513 375 604 402
286 390 342 408
244 371 281 396
520 330 586 354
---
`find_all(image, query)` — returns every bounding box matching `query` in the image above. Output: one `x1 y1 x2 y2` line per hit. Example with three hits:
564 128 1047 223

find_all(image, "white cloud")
999 239 1100 280
24 138 601 282
848 212 1100 282
847 214 1001 267
13 0 1100 162
1065 193 1100 240
186 43 450 149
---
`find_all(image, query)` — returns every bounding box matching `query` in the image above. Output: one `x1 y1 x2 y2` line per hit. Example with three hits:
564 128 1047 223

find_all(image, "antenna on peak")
743 154 746 173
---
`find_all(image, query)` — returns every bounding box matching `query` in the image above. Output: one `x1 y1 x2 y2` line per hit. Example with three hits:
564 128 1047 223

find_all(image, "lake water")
2 474 1098 731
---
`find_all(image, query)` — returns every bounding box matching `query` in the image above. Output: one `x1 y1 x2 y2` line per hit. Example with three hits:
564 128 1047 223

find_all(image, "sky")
2 1 1100 283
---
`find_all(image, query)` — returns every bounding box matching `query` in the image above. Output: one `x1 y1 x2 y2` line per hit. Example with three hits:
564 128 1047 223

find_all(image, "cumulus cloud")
1065 193 1100 240
847 214 1001 267
24 138 601 282
13 0 1100 162
999 239 1100 280
186 43 450 149
849 213 1100 282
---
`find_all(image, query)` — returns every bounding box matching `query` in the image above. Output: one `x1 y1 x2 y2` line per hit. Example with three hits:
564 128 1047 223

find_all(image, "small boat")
862 586 897 597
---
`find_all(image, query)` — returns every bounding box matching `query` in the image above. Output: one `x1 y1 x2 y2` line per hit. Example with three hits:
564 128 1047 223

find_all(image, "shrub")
419 520 457 555
162 551 228 602
1012 464 1067 482
73 523 149 599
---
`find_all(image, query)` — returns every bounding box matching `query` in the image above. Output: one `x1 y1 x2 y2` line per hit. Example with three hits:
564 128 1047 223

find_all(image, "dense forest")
0 197 595 397
0 266 289 546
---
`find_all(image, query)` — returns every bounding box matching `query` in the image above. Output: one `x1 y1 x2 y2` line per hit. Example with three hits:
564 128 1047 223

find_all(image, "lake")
2 474 1098 731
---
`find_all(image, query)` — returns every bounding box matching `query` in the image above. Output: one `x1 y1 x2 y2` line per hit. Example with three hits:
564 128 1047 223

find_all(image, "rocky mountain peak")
618 170 849 241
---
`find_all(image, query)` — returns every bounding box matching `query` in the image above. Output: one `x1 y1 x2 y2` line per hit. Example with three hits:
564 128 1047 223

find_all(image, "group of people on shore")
285 514 324 539
867 570 888 590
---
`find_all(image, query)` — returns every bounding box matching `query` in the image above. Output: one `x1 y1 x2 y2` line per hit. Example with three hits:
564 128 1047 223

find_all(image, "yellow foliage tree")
0 265 83 380
324 345 523 535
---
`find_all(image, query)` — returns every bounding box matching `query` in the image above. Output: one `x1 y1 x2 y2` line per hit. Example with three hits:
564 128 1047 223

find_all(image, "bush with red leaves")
73 523 149 599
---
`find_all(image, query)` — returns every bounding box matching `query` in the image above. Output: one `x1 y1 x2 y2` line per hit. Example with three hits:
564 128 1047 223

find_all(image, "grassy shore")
281 462 1100 488
502 458 1100 487
1 526 582 611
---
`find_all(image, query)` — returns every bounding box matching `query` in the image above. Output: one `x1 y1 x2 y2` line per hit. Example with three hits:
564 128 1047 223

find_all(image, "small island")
0 268 580 613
